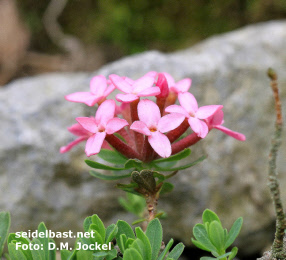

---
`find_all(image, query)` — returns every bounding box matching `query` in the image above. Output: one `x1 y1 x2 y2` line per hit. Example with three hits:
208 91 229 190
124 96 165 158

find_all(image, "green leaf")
116 220 135 246
76 249 94 259
191 239 211 252
105 224 118 244
153 149 191 163
159 182 174 195
38 222 49 260
60 249 76 260
130 239 145 259
167 242 185 260
157 239 174 260
124 159 144 170
83 217 93 233
123 248 143 260
85 160 125 171
202 209 221 226
152 155 207 171
152 172 166 183
193 224 217 252
200 257 217 260
31 238 45 260
98 149 128 165
106 249 118 260
48 238 56 260
91 215 106 242
90 170 131 180
209 221 225 252
216 252 232 259
228 246 238 260
131 171 156 192
135 227 152 260
145 219 162 260
8 234 32 260
225 217 243 249
88 228 103 245
119 193 145 217
132 219 146 225
0 211 10 256
93 251 107 260
8 243 27 260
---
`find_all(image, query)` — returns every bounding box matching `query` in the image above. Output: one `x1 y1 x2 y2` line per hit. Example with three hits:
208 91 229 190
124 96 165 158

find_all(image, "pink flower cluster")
60 72 245 161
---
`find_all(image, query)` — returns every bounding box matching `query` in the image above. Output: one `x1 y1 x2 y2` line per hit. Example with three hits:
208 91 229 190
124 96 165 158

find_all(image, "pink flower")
165 92 223 138
163 72 191 94
65 75 115 106
109 72 160 103
60 123 91 153
76 100 129 156
130 100 185 158
205 109 246 141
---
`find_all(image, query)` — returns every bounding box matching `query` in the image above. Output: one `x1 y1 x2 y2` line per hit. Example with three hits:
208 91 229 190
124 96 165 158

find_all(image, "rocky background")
1 21 286 257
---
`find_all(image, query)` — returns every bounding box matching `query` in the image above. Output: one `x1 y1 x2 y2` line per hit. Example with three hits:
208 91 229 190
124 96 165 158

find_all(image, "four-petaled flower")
205 109 246 141
109 72 160 103
65 75 115 106
163 72 191 94
130 100 185 158
165 92 223 138
76 100 128 156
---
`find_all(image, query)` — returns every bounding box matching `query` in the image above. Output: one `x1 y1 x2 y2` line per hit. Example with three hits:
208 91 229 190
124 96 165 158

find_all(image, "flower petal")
90 75 107 95
207 109 224 126
76 117 98 133
148 131 171 158
103 83 116 97
215 125 246 141
105 118 129 134
65 92 100 106
85 132 106 156
162 72 175 87
133 76 156 93
196 105 223 119
109 74 132 93
188 117 209 138
68 123 90 136
95 99 116 127
171 78 191 93
165 105 189 118
137 87 161 97
130 121 152 136
178 92 198 115
137 99 161 128
158 113 185 133
116 93 138 103
60 136 87 153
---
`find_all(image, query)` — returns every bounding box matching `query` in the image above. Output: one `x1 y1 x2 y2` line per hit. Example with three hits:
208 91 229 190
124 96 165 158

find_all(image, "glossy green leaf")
193 224 217 252
146 219 162 260
98 149 128 165
225 217 243 249
8 243 27 260
159 182 174 195
90 170 131 180
202 209 221 226
105 224 118 244
167 242 185 260
135 227 152 260
153 149 191 163
157 239 174 260
85 160 125 171
123 248 143 260
228 246 238 260
209 221 225 252
200 257 216 260
91 215 106 241
0 211 10 256
152 155 207 171
124 159 144 170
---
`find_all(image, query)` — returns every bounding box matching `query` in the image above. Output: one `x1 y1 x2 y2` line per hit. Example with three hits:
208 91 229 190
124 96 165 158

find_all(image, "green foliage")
0 211 10 257
192 209 243 260
119 193 146 218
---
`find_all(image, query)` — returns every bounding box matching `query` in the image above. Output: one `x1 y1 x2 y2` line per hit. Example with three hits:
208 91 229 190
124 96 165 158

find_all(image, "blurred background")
0 0 286 85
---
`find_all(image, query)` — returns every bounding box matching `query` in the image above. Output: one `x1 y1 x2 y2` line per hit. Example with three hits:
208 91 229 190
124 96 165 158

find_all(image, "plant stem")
145 193 158 223
167 119 190 143
105 134 142 160
267 68 286 259
171 132 202 155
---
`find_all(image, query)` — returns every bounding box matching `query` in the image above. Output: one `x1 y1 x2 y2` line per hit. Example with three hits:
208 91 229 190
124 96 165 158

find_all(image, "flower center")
149 127 157 132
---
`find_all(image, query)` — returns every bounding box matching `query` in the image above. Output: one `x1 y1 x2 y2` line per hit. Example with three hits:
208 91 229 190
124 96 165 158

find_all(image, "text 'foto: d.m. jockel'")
60 72 245 162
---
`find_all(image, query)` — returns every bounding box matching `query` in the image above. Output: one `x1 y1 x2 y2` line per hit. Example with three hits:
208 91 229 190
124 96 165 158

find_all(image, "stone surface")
1 21 286 255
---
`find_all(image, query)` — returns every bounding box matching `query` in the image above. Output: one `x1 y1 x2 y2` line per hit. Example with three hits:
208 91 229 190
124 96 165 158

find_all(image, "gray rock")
1 20 286 255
